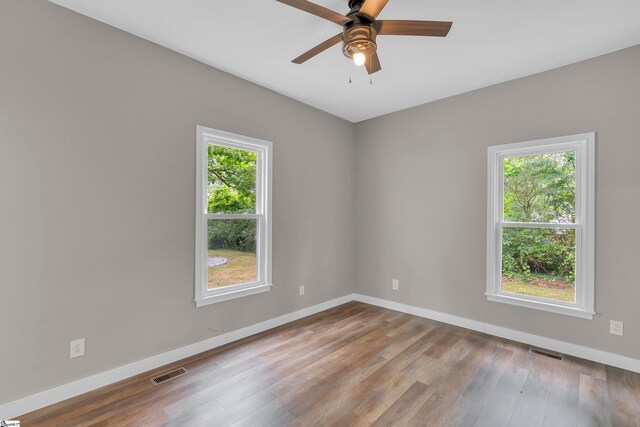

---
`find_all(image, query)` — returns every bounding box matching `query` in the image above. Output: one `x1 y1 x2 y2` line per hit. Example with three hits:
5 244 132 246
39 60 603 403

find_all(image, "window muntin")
195 126 272 306
487 133 595 319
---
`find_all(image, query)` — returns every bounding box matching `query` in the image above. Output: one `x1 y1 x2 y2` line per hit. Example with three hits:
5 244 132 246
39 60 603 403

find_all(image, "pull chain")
346 61 374 85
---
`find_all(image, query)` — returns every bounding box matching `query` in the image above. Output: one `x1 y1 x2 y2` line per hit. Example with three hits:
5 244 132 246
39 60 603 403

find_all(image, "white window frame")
486 132 595 319
195 126 272 307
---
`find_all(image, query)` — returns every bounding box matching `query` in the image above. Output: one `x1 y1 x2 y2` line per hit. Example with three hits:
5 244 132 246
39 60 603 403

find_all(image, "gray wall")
2 0 640 408
355 45 640 360
0 0 354 404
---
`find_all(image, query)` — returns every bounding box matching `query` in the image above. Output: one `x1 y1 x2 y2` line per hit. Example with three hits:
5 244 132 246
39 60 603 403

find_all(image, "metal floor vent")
529 348 563 361
151 367 188 385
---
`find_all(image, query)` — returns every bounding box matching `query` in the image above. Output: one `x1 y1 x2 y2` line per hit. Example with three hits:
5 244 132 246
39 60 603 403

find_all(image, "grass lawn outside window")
501 274 575 303
207 249 257 289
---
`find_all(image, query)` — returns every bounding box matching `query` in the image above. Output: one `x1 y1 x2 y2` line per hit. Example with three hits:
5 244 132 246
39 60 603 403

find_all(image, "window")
195 126 272 306
486 133 595 319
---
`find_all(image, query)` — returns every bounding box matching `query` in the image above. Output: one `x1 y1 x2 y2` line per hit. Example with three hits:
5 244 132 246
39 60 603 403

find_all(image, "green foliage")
503 151 575 223
502 228 575 282
208 220 256 253
502 151 576 282
207 145 257 252
208 144 256 214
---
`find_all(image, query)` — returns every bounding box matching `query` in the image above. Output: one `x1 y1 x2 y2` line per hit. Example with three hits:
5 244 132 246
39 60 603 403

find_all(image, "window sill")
486 293 594 319
195 283 273 307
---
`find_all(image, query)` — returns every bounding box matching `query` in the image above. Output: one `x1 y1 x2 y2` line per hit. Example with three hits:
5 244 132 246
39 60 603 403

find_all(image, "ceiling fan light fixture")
342 24 377 62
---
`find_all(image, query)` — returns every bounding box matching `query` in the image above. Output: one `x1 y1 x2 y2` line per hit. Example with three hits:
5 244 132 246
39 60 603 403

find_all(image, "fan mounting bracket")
347 0 365 10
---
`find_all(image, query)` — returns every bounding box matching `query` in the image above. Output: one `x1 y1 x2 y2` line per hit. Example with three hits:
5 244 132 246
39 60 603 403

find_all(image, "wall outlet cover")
70 338 85 358
299 285 305 296
610 320 624 336
392 279 399 291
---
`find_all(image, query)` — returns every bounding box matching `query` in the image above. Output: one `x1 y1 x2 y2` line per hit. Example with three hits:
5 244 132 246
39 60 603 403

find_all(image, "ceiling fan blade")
357 0 389 21
365 52 382 74
276 0 352 25
376 20 452 37
292 33 343 64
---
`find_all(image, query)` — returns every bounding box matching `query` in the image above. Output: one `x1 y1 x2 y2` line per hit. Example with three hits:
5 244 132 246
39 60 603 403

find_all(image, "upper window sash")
202 138 265 216
498 144 579 225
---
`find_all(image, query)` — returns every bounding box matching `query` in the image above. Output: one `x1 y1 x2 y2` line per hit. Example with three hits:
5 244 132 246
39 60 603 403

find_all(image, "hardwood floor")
18 302 640 426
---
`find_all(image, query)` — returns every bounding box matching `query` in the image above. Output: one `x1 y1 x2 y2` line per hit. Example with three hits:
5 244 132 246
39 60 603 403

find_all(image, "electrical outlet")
70 338 85 359
610 320 624 336
392 279 399 291
299 285 305 296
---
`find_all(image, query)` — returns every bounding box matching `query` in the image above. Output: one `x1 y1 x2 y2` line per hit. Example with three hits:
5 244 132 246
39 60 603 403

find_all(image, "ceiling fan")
276 0 452 74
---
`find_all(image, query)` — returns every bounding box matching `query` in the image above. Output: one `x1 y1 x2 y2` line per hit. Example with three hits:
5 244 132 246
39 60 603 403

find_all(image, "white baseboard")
0 294 354 420
353 293 640 374
4 292 639 420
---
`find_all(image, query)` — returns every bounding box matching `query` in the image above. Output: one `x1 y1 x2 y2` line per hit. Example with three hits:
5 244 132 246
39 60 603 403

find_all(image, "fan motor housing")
342 23 377 59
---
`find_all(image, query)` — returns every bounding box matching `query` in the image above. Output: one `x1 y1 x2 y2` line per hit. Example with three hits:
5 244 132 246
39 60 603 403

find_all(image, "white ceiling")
49 0 640 122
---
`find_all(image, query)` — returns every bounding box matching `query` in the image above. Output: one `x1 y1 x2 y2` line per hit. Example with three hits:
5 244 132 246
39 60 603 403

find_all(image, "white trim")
0 294 353 420
195 125 273 306
204 213 262 220
4 293 639 420
486 132 596 318
499 222 579 229
195 283 273 307
486 293 594 319
352 294 640 373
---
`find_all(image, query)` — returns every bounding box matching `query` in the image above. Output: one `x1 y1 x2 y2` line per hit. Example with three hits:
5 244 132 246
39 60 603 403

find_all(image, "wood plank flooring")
18 302 640 426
